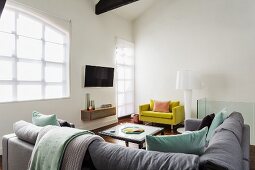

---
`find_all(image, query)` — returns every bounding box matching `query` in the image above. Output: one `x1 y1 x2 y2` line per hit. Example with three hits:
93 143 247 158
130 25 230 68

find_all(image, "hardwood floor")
0 117 254 170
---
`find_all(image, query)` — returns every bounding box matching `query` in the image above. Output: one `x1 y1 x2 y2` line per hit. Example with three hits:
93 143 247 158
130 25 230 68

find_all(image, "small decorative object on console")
101 104 112 108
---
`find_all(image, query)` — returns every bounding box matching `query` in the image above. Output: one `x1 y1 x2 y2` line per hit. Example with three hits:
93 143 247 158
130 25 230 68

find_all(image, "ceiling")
94 0 157 21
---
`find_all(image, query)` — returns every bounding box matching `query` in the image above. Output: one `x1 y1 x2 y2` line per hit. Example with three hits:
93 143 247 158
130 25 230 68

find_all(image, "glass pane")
125 67 133 80
0 9 15 33
126 104 134 115
116 66 124 80
0 60 12 80
117 106 125 117
117 81 124 92
17 62 42 81
45 85 63 99
17 85 42 101
45 42 64 63
0 32 15 56
0 85 12 102
125 92 134 104
17 37 42 60
45 26 65 44
17 14 42 39
125 80 134 92
118 93 125 106
116 48 125 65
45 64 63 82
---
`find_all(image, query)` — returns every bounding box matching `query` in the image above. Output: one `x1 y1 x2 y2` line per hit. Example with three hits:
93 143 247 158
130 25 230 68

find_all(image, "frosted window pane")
45 42 64 63
0 85 12 102
0 32 15 56
17 14 42 39
17 37 42 60
125 81 134 92
117 106 125 117
0 60 12 80
125 92 134 104
117 81 124 92
45 85 63 99
45 65 63 82
17 62 42 81
116 49 125 65
45 26 65 44
17 85 42 101
125 67 133 80
0 10 15 33
125 56 134 65
118 93 125 106
117 67 124 80
126 104 134 114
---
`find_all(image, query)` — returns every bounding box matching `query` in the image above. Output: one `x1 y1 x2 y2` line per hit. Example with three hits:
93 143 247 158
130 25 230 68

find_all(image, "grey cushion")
185 119 202 131
200 123 243 170
214 112 244 144
89 140 199 170
13 120 42 144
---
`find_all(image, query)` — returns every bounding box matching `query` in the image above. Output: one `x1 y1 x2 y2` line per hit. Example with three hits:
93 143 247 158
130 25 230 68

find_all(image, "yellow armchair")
139 100 184 130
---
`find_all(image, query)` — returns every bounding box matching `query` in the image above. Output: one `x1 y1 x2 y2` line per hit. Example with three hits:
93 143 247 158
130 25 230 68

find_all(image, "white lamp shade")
176 70 201 90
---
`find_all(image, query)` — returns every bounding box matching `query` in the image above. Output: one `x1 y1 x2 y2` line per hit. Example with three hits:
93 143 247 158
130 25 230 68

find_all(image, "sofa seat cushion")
141 111 173 119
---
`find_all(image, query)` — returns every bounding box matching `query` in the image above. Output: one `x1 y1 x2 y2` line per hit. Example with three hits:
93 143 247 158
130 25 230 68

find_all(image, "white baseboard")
0 147 2 155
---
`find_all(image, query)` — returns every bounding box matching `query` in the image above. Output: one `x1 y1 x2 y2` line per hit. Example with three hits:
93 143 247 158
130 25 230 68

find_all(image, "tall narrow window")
0 7 69 102
115 39 135 118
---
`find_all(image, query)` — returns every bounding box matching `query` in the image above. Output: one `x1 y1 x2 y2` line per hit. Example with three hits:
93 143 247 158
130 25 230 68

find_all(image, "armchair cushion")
150 100 180 112
153 100 170 113
141 111 173 119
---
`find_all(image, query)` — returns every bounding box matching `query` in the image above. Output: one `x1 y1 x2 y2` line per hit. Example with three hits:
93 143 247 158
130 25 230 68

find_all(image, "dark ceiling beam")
0 0 6 17
96 0 139 15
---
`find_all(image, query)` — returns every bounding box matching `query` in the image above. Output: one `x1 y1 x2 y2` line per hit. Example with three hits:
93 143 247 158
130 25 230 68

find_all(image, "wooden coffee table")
98 123 164 149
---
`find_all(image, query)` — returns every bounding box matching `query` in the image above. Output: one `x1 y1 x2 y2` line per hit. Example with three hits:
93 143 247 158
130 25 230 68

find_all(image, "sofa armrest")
172 105 184 124
139 104 150 114
2 133 17 170
184 119 202 131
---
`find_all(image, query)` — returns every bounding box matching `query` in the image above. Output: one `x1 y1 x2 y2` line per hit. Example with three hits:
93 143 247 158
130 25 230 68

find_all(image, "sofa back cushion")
146 127 208 155
153 100 170 113
89 140 199 170
150 99 180 112
199 112 244 170
32 111 60 127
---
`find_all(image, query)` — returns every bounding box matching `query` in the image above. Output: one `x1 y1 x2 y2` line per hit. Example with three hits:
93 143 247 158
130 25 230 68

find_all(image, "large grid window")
116 39 135 118
0 7 69 102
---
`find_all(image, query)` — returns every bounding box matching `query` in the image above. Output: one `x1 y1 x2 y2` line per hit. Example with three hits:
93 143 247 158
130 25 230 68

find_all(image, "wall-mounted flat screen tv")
84 65 114 87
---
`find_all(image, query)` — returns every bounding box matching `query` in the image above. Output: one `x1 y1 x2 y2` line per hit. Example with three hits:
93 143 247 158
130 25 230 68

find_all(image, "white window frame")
115 38 135 118
0 6 70 103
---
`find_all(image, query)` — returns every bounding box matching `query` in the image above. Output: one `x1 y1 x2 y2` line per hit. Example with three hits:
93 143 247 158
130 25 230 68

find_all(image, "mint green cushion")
206 110 225 142
146 127 208 155
32 111 60 127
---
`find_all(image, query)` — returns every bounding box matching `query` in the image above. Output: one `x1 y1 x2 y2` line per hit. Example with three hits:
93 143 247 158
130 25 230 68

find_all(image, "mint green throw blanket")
29 126 93 170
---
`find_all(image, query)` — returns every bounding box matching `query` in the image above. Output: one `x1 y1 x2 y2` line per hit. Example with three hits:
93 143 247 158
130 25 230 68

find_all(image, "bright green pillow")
32 111 60 127
206 110 225 142
146 127 208 155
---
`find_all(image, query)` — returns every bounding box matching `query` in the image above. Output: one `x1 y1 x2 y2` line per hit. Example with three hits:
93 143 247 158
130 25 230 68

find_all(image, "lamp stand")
184 89 192 119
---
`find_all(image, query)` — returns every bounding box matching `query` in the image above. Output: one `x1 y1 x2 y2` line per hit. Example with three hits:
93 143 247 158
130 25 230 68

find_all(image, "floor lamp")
176 70 201 119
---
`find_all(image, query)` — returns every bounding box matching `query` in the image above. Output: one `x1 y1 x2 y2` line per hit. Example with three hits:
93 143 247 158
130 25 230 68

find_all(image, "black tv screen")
84 65 114 87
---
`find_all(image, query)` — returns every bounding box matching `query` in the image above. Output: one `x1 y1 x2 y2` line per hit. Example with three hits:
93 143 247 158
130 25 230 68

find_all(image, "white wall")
0 0 133 153
134 0 255 116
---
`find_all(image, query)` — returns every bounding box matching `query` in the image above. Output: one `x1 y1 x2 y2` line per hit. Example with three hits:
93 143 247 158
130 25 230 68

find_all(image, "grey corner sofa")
2 112 250 170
